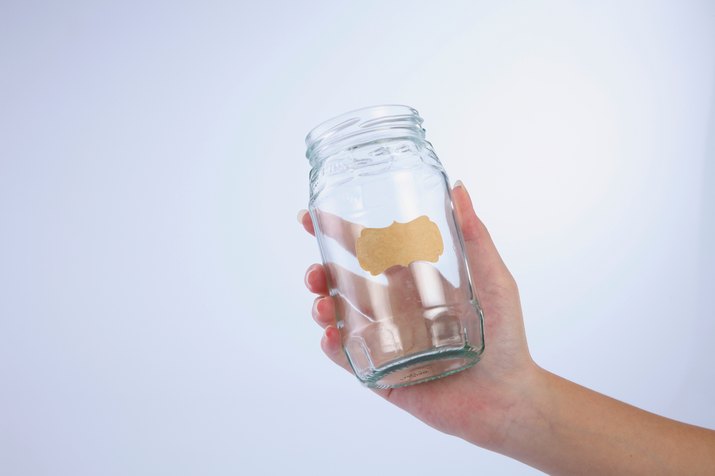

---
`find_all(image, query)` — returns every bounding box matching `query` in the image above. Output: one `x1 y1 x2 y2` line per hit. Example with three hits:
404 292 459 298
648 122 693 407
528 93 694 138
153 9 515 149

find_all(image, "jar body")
306 106 484 388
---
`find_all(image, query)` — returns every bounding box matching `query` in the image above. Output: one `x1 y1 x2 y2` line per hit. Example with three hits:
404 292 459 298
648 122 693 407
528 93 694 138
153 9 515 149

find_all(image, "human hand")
299 181 539 449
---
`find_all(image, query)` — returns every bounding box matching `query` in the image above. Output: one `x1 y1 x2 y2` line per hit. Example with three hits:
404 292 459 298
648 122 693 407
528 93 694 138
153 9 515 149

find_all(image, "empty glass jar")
305 105 485 388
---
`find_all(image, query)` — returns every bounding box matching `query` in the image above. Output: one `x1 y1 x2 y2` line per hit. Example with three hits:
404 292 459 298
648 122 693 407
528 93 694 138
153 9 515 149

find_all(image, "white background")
1 1 714 474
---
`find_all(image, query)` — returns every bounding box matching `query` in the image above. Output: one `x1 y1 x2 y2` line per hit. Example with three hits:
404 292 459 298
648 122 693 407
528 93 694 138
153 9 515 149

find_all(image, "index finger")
298 208 363 256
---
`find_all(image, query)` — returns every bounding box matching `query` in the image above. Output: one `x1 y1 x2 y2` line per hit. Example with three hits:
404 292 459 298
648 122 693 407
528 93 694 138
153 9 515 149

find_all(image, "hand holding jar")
299 178 533 447
298 106 715 475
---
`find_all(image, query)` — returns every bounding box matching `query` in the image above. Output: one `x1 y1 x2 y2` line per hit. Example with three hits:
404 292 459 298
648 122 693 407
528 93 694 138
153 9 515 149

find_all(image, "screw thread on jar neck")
305 105 426 168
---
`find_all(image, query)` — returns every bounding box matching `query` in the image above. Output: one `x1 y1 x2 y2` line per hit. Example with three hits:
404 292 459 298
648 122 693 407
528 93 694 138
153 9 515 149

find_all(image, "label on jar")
355 215 444 276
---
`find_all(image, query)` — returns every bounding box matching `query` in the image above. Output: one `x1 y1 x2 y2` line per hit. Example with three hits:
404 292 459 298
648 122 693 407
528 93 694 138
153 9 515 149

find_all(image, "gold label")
355 215 444 276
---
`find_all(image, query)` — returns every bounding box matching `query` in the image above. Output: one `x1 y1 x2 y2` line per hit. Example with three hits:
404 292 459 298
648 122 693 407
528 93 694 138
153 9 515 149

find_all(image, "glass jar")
305 105 485 388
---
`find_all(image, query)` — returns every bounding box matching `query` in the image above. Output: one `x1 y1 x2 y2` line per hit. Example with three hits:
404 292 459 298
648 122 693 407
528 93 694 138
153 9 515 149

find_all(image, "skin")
299 181 715 475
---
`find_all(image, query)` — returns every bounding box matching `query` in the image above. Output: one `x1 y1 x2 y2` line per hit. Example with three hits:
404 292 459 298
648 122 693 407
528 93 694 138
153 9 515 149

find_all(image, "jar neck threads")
305 105 426 168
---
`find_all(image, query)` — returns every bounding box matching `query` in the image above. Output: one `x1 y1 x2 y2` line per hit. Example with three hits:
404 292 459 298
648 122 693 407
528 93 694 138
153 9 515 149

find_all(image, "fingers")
320 325 352 372
452 181 514 287
297 209 315 236
316 210 364 255
297 208 363 256
303 262 397 400
300 214 391 394
311 296 334 327
304 269 349 367
304 264 351 370
304 263 328 295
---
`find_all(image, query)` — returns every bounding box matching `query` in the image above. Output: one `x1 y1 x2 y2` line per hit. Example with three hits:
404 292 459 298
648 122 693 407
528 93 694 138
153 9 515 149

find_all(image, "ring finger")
311 296 335 328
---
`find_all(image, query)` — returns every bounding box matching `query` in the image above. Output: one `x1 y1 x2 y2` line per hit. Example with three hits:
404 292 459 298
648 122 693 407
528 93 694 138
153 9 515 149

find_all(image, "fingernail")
304 266 316 288
454 179 473 206
297 209 308 225
322 326 342 355
310 299 320 321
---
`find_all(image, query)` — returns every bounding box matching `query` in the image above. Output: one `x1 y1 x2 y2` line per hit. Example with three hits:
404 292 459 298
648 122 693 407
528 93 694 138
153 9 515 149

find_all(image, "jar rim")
305 104 424 166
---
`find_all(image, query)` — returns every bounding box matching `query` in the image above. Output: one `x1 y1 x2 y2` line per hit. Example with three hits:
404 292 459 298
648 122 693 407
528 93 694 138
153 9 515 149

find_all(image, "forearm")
478 367 715 475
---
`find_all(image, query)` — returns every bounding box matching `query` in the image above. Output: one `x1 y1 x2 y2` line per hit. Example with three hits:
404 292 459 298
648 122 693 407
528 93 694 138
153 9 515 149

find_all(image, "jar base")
356 345 483 389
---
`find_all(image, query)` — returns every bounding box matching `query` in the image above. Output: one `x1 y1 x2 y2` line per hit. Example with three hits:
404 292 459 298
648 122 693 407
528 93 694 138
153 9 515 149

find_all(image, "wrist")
494 365 555 453
494 363 552 451
458 360 548 453
469 364 562 474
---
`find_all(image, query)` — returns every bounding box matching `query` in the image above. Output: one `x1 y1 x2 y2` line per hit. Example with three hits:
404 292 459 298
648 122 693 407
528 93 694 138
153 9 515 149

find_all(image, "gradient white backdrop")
1 1 714 475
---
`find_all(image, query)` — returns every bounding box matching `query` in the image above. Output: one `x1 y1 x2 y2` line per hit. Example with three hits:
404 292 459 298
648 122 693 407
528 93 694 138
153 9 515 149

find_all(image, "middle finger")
311 296 335 328
304 263 329 295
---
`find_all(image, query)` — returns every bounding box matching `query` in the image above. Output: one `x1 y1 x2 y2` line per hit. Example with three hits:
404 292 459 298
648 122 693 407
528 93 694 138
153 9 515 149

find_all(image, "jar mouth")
305 105 425 166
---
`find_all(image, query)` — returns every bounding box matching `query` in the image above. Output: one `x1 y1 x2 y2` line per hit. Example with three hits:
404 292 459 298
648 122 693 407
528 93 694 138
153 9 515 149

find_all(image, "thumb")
452 180 514 289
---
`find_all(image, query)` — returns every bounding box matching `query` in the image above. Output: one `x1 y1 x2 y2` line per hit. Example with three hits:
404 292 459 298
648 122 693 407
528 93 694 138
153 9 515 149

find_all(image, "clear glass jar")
305 105 485 388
